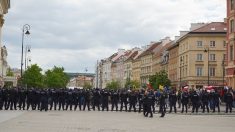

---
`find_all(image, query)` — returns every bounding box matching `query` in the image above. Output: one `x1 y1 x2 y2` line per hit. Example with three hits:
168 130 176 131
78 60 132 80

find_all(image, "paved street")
0 110 234 132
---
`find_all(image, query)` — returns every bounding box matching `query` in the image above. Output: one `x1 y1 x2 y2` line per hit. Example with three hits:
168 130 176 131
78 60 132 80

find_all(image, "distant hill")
65 72 95 79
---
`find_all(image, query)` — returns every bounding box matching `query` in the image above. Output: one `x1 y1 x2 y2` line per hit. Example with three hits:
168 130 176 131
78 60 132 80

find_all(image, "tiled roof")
190 22 226 33
138 42 161 58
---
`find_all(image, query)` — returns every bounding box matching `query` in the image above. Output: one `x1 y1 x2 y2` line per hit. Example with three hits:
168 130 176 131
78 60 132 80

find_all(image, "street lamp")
179 57 183 89
222 59 225 88
21 24 30 78
25 45 31 71
204 47 209 86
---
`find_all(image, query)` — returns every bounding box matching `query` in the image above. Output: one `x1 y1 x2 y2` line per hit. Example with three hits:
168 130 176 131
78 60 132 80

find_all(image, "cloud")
2 0 226 73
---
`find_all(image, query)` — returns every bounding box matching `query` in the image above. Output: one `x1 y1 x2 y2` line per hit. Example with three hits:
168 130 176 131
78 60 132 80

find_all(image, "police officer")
138 89 144 113
101 89 109 111
201 90 209 113
18 88 27 110
111 90 119 111
128 90 137 112
8 88 18 110
49 88 59 110
224 89 233 113
191 90 199 113
148 90 156 113
40 89 48 111
73 88 79 111
120 90 128 112
0 88 3 110
169 90 177 113
92 88 101 111
159 91 167 117
58 88 65 111
181 90 189 113
144 92 153 117
66 89 74 110
211 89 221 113
83 89 91 111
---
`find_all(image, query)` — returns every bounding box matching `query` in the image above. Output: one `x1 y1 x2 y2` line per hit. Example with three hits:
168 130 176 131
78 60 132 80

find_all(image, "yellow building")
177 22 227 89
139 43 160 86
132 51 143 83
167 43 179 89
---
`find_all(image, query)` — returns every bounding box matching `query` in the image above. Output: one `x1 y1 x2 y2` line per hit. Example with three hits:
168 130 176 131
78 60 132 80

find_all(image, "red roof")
191 22 226 33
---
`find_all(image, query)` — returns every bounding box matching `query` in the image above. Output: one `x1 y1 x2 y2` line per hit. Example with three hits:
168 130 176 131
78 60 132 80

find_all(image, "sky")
2 0 226 73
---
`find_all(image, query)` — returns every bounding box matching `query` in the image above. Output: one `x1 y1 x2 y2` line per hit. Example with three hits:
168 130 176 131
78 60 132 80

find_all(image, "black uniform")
18 88 27 110
169 91 177 113
211 91 220 112
66 89 74 110
58 89 65 110
111 90 119 111
191 91 199 113
120 91 128 112
201 90 209 113
101 90 109 111
144 94 153 117
83 89 91 111
181 91 189 113
159 92 167 117
138 91 144 113
92 89 101 111
128 91 137 112
0 89 3 110
224 90 233 113
40 90 48 111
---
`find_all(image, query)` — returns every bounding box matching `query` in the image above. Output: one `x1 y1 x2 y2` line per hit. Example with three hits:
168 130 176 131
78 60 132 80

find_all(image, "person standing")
224 89 233 113
181 90 189 113
201 90 209 113
169 90 177 113
120 90 128 112
159 91 167 117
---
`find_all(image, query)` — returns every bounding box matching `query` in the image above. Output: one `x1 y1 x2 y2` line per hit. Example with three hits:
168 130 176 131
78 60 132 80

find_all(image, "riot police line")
0 87 234 118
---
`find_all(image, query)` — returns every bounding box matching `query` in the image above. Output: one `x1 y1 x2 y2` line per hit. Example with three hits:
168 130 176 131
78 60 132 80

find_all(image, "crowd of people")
0 87 234 118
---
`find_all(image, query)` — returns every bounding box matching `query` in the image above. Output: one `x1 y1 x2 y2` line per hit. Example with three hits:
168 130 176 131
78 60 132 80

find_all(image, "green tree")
125 79 140 90
106 80 120 90
83 82 92 89
149 70 171 90
6 67 14 76
21 64 44 88
44 66 69 88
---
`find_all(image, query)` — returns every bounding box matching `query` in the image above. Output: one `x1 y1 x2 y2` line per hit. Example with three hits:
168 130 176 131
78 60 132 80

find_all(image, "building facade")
167 43 179 89
226 0 235 89
0 0 10 87
177 22 227 89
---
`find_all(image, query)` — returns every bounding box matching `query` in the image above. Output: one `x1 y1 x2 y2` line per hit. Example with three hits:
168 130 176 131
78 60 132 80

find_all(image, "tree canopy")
149 70 171 90
44 66 69 88
21 64 44 88
106 80 121 90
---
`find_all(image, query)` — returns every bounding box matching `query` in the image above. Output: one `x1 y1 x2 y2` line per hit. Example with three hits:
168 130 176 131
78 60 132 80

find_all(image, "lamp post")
24 45 31 71
179 57 183 89
204 47 210 86
21 24 30 78
222 59 225 88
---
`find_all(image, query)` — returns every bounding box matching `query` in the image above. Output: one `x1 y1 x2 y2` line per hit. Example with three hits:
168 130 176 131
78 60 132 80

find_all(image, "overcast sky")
2 0 226 73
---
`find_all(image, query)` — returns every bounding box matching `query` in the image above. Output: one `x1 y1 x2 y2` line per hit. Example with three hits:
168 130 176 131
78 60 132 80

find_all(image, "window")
196 67 203 76
224 54 227 61
223 41 227 48
209 67 215 76
230 19 234 33
230 45 234 61
231 0 234 10
196 54 203 61
210 41 216 47
209 54 216 61
197 41 203 47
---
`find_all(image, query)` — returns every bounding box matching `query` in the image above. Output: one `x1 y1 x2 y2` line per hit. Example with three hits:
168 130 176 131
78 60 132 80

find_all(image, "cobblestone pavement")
0 110 234 132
